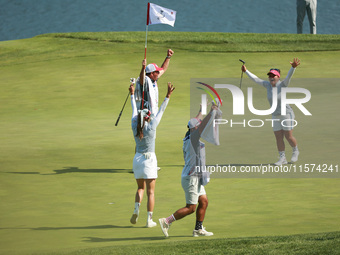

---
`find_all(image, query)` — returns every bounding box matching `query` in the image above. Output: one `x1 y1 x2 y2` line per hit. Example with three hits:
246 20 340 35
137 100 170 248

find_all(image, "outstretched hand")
290 58 301 68
166 82 175 98
242 65 247 72
211 102 219 111
129 83 135 95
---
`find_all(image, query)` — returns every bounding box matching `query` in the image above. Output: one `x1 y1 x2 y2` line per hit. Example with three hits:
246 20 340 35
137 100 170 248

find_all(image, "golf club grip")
240 70 244 88
115 112 123 126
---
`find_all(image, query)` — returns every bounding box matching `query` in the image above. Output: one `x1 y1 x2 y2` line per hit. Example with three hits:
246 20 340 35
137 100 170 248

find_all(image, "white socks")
147 211 153 222
279 151 286 158
146 211 157 227
134 202 140 215
132 203 156 227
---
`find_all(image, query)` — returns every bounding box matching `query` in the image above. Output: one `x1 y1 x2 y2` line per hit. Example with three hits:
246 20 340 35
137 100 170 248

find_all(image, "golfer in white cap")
159 102 222 237
242 58 301 165
135 49 174 114
129 81 175 228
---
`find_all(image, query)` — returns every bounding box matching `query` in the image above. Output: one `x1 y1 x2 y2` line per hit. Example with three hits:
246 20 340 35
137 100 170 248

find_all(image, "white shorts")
133 152 157 179
272 112 296 132
181 176 206 205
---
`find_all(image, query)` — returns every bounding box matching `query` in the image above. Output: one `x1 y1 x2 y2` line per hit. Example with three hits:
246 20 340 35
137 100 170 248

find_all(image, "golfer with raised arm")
130 82 175 228
242 58 301 165
159 102 222 237
135 49 174 114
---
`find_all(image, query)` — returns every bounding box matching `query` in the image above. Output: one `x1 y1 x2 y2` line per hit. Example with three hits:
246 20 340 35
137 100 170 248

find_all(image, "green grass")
0 32 339 254
40 31 340 52
44 231 340 255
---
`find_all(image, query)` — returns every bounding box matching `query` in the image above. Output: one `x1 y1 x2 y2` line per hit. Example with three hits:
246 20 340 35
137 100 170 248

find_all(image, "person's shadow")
51 167 133 175
6 167 133 175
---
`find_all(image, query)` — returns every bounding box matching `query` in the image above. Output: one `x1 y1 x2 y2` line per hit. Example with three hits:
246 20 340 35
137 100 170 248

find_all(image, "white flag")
147 3 176 27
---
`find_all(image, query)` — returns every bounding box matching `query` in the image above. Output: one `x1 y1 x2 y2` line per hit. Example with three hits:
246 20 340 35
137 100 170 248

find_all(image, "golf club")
239 59 246 88
115 78 135 126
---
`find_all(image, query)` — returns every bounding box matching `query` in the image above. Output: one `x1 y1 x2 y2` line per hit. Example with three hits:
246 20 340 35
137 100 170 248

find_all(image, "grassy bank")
1 32 339 67
40 32 340 52
0 32 339 254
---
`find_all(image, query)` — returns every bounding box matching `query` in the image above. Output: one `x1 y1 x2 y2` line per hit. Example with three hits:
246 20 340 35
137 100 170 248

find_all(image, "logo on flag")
147 3 177 27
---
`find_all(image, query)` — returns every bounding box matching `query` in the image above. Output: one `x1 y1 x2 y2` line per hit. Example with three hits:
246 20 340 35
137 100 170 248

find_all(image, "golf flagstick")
115 78 135 126
142 24 148 110
145 4 149 60
141 3 150 109
140 3 176 110
239 59 246 88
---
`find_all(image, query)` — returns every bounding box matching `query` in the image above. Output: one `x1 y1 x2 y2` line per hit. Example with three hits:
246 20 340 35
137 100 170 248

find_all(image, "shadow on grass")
5 165 187 175
6 163 286 176
51 167 133 175
32 225 135 230
83 235 187 242
0 225 138 230
6 167 133 175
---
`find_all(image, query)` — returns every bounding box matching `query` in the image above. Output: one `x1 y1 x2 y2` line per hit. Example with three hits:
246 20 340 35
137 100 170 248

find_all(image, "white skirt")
133 152 157 179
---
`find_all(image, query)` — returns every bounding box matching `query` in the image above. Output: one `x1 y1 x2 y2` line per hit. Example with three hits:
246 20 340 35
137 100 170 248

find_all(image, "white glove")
143 152 151 159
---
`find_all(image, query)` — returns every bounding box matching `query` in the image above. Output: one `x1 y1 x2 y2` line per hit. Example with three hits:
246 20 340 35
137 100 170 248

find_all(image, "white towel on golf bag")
201 107 223 146
200 107 222 186
135 76 158 114
197 142 210 186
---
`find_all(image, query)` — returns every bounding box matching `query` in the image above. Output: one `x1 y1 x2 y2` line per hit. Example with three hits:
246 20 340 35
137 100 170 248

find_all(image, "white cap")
138 109 151 120
145 63 163 74
188 118 201 129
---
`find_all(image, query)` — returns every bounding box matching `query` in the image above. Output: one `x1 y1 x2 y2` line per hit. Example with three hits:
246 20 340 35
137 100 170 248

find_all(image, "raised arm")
139 59 147 86
129 84 137 119
197 104 218 134
195 104 204 120
281 58 300 87
242 65 267 87
158 49 174 78
150 82 175 129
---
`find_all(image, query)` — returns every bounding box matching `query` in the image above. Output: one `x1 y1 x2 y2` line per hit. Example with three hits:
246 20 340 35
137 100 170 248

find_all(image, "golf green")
0 32 339 254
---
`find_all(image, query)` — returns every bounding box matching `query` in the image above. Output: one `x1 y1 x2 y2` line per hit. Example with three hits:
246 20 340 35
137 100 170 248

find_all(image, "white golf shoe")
274 156 288 166
146 220 157 228
130 213 138 224
159 218 171 237
193 227 214 237
291 150 299 163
